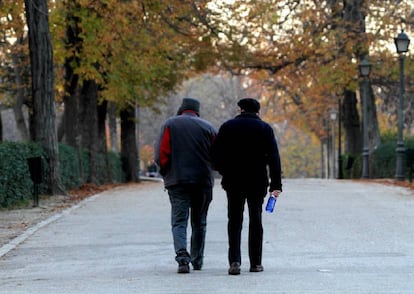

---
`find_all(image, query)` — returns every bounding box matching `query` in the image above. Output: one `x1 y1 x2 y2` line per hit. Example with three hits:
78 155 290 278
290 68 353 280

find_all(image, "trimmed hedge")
344 136 414 180
371 142 396 178
0 142 43 208
371 137 414 180
59 144 82 189
0 142 126 208
108 151 126 183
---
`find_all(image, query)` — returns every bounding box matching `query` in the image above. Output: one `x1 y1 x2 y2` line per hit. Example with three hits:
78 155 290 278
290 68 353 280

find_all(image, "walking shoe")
249 265 264 272
176 249 190 273
228 262 241 275
178 263 190 274
192 264 202 270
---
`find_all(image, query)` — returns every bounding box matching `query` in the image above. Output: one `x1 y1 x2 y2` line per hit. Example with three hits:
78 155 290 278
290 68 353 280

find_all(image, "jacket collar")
181 110 199 116
237 112 260 119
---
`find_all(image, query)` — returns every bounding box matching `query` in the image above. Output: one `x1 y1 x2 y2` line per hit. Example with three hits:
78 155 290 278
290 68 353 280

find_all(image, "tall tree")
202 0 412 156
0 0 31 141
0 111 2 141
24 0 62 193
120 105 138 182
51 0 205 182
59 0 81 147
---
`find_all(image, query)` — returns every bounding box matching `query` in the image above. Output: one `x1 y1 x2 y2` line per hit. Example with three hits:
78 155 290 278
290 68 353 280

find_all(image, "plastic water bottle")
265 194 277 213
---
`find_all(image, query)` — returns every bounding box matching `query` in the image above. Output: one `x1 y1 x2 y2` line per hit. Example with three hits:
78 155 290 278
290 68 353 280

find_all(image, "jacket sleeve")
266 127 283 192
155 126 171 176
211 127 224 174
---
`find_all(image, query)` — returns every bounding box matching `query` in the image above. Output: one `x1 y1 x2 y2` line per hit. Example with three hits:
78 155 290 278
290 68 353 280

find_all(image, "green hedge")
108 151 126 183
371 137 414 180
59 144 82 189
58 145 126 188
0 142 126 208
371 142 396 178
0 142 43 208
343 135 414 181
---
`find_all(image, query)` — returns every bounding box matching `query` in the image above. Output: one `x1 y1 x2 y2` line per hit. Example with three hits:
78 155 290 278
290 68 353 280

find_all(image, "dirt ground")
0 179 413 250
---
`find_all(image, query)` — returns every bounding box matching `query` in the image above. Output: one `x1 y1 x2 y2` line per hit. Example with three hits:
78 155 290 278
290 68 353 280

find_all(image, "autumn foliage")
1 1 414 181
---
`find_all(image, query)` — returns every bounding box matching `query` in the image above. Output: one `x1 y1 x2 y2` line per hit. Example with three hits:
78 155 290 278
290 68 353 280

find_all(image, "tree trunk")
342 89 362 155
59 57 79 145
341 0 380 160
120 106 139 182
79 80 99 184
97 100 111 183
367 81 381 149
0 111 2 141
60 1 81 146
97 100 108 154
135 105 141 181
11 51 29 141
61 89 79 146
24 0 62 194
108 102 118 152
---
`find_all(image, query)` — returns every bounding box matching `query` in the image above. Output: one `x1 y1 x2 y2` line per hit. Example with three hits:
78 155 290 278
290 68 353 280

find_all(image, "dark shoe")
176 249 190 273
228 262 241 275
249 265 264 272
192 264 202 270
178 263 190 274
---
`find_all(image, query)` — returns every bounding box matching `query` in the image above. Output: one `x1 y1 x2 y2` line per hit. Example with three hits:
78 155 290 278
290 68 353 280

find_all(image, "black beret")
237 98 260 113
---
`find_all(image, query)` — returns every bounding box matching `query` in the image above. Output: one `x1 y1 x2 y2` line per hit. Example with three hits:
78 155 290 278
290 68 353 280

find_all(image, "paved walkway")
0 179 414 293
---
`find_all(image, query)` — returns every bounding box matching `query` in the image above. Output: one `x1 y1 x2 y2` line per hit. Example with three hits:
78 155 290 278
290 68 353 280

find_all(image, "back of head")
237 98 260 113
177 98 200 116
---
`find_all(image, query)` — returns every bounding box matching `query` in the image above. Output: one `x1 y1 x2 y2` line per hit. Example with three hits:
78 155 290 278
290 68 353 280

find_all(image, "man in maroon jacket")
155 98 217 274
212 98 283 275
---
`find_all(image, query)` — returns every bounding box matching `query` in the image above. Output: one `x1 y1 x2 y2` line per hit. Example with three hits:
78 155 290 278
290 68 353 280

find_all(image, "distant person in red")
212 98 283 275
155 98 217 274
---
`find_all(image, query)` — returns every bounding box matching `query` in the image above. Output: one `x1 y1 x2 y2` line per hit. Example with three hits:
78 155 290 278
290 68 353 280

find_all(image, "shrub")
58 145 126 188
58 144 82 190
405 139 414 181
0 142 126 208
371 135 414 180
0 142 43 208
108 151 125 183
371 142 396 178
342 134 414 181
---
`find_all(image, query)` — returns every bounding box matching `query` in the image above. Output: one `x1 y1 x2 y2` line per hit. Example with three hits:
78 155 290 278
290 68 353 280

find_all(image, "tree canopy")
204 0 413 135
1 0 414 181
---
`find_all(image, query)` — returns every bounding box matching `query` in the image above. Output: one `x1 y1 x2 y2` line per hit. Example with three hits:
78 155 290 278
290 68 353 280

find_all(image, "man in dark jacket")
212 98 282 275
155 98 217 274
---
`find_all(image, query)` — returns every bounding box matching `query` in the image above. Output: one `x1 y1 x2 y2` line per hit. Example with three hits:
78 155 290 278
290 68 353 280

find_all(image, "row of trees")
1 1 413 192
1 1 208 193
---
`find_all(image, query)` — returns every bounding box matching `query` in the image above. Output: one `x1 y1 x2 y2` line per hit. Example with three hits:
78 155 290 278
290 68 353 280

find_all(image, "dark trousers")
168 184 212 268
226 188 266 266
